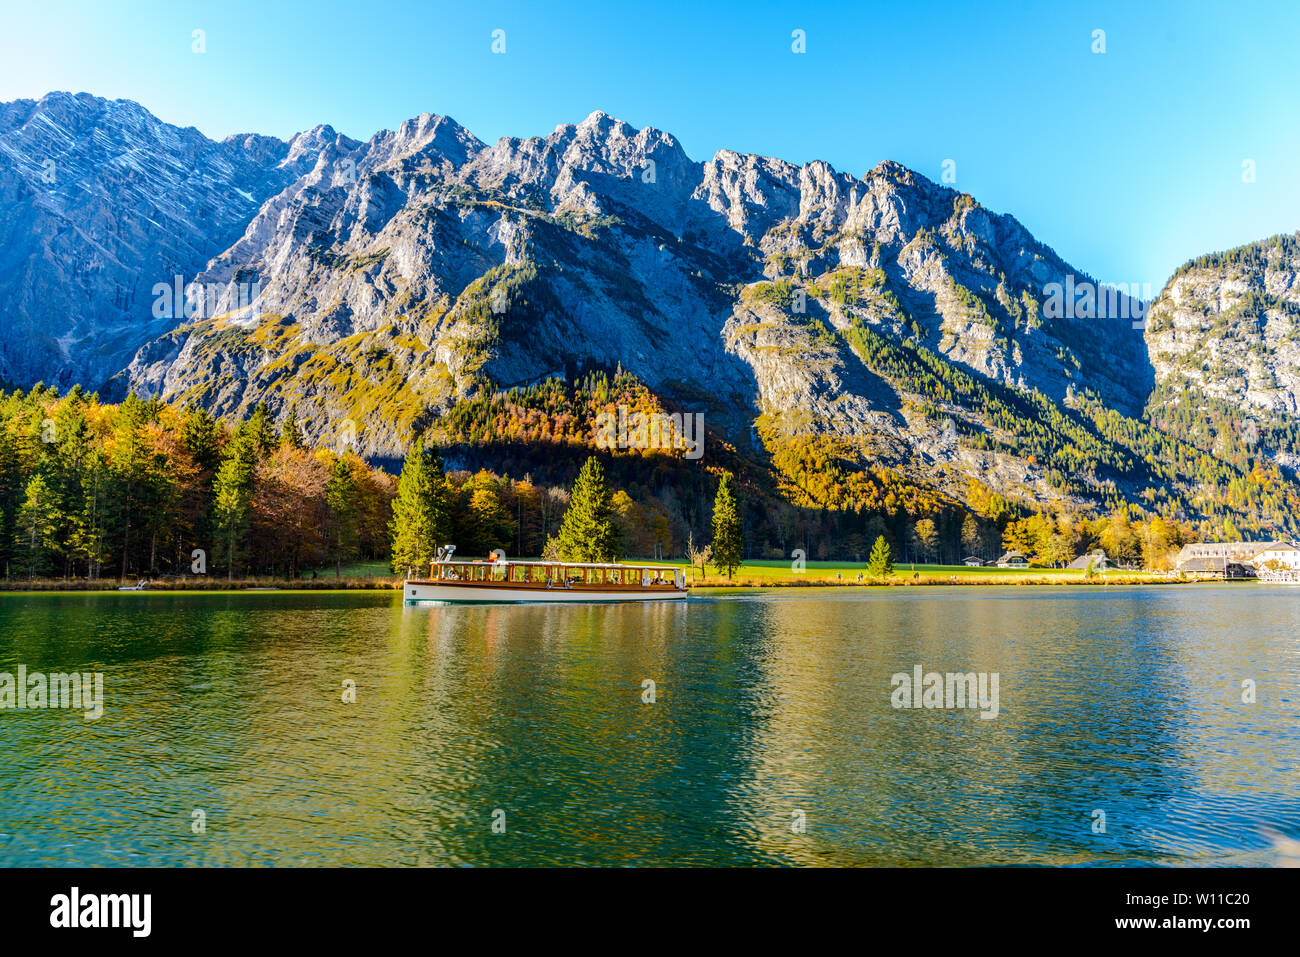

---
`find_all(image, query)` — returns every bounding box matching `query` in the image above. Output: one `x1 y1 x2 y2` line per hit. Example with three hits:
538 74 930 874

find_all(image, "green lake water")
0 585 1297 866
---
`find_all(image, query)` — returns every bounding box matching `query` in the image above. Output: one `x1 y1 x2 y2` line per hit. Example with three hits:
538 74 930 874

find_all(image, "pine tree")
281 404 305 450
182 406 222 473
108 394 150 579
247 402 277 456
50 397 92 578
548 455 620 562
13 474 59 579
180 406 221 559
866 534 894 582
72 453 107 580
326 455 358 579
389 440 450 574
213 429 257 580
710 472 742 579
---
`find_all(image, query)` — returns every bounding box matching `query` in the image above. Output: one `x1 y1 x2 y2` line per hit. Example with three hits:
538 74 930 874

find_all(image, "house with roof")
1178 556 1257 579
1251 542 1300 581
962 556 984 567
1175 541 1277 570
1251 543 1300 568
1066 550 1111 571
995 551 1028 568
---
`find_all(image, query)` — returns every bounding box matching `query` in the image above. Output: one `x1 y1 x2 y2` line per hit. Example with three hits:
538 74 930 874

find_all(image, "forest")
0 374 1240 583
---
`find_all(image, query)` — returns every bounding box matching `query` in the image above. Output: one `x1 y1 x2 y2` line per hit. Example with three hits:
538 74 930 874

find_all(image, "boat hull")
403 581 687 603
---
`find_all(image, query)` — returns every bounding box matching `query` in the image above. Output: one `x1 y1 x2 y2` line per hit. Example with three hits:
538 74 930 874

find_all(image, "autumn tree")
251 446 329 578
912 518 938 563
960 513 983 558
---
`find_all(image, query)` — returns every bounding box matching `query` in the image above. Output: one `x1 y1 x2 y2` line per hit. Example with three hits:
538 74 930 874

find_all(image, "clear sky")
2 0 1297 287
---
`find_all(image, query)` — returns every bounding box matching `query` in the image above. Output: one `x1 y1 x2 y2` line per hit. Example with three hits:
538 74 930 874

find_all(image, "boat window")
511 565 528 583
473 564 486 582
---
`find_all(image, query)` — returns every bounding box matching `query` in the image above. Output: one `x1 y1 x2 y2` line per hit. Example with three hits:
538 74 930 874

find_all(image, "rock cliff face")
105 104 1149 472
1144 234 1300 470
0 92 330 388
3 93 1295 522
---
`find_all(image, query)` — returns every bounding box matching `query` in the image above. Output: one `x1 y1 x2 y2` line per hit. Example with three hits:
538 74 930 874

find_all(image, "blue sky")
2 0 1297 286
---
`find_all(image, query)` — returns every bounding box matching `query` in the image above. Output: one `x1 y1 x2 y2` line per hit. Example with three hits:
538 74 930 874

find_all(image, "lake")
0 585 1297 866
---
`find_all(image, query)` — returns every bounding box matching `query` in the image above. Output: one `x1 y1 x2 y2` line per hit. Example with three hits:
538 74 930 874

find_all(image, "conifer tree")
326 455 358 579
710 472 742 579
182 406 222 473
549 455 620 562
13 473 59 580
72 453 107 580
389 440 450 574
213 429 257 580
281 404 305 450
247 402 277 456
866 534 894 582
109 393 150 579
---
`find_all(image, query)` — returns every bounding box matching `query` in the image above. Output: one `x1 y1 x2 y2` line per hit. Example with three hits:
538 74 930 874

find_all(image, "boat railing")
424 559 685 589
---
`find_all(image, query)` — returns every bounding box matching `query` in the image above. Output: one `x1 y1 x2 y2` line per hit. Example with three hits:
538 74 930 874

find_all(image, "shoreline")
0 575 1256 594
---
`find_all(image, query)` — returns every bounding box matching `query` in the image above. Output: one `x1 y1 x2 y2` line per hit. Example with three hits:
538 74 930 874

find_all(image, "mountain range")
2 91 1298 535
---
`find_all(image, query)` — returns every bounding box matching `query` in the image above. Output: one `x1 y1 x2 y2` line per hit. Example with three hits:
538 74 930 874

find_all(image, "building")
1174 542 1278 570
1177 557 1257 579
1066 550 1111 571
995 551 1028 568
1251 543 1300 582
1251 543 1300 568
962 556 984 567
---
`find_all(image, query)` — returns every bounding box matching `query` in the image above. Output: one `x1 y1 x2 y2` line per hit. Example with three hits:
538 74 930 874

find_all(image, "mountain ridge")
1 92 1296 536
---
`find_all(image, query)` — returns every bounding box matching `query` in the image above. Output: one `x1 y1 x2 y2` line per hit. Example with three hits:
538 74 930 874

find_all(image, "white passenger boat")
404 553 687 604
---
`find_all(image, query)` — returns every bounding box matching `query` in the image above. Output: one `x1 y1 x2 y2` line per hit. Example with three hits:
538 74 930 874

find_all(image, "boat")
403 549 687 604
117 580 148 591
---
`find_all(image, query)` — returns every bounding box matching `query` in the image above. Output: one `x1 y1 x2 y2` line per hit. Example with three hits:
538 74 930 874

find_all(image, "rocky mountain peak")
0 93 334 387
1145 233 1300 469
2 93 1278 532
